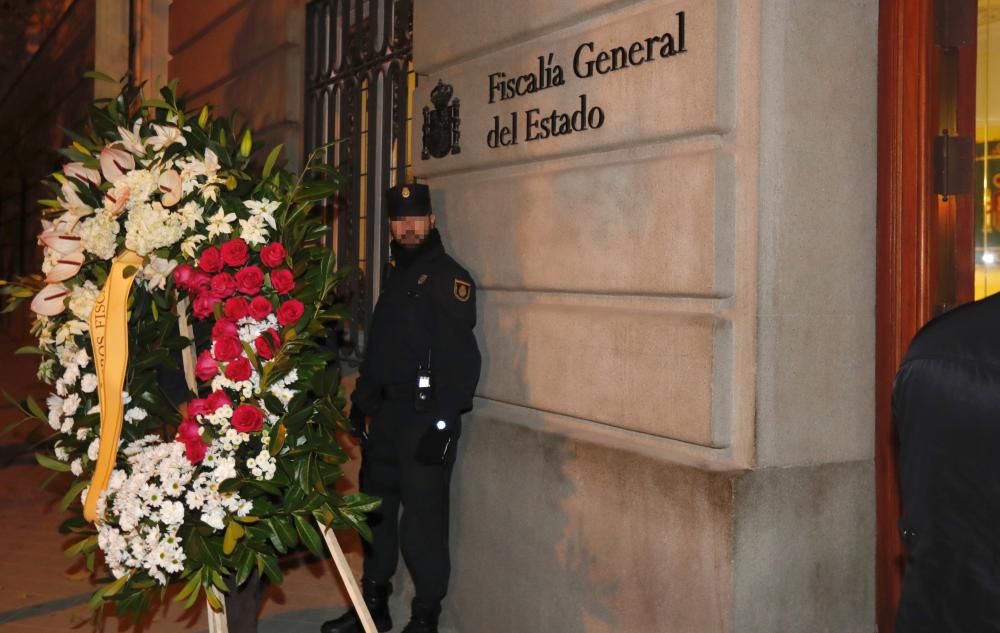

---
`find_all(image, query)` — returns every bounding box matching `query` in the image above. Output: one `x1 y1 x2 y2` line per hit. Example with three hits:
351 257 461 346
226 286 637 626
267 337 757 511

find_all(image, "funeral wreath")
0 75 377 621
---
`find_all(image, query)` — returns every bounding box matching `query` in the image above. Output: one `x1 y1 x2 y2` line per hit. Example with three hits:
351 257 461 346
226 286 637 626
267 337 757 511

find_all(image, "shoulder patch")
453 278 472 302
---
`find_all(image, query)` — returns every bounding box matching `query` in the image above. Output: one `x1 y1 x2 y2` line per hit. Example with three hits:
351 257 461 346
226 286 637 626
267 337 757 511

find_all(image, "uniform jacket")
351 229 481 421
894 292 1000 632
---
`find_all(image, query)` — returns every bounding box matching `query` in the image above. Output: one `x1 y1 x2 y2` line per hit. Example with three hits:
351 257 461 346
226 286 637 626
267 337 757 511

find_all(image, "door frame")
876 0 977 629
875 0 934 629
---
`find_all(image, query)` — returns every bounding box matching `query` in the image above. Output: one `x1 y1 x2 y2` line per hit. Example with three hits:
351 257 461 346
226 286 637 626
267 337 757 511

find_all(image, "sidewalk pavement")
0 333 365 633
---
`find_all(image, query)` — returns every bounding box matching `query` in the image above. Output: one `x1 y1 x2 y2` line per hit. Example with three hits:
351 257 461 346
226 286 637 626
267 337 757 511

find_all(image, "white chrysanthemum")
87 437 100 461
81 373 98 393
124 407 148 423
62 392 81 416
78 210 120 260
68 281 100 321
53 442 69 462
124 201 187 255
70 459 83 476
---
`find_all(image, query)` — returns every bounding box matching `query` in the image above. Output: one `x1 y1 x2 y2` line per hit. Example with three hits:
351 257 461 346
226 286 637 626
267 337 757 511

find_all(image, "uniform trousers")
360 401 459 604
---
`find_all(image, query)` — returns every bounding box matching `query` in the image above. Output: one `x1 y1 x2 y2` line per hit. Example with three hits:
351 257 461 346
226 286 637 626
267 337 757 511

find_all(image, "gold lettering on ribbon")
83 250 144 523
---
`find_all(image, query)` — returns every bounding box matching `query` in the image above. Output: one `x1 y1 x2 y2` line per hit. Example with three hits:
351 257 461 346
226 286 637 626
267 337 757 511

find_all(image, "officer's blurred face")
390 214 435 247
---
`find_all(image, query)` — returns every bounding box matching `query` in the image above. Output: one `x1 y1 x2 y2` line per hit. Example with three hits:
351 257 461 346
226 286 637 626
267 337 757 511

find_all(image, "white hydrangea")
68 281 100 321
124 201 187 256
78 210 121 260
119 168 159 210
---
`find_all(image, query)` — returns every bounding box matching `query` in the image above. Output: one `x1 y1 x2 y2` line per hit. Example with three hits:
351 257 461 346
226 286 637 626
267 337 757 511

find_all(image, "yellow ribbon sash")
83 250 143 523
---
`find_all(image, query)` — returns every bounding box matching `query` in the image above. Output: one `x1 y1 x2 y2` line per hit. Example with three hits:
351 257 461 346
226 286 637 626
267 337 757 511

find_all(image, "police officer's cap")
386 183 432 219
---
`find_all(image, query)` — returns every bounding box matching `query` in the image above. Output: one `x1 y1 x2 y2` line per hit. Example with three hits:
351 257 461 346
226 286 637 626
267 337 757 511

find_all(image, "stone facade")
164 1 878 630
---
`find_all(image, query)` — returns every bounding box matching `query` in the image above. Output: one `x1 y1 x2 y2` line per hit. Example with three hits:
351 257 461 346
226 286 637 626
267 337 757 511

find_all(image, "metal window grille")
305 0 416 360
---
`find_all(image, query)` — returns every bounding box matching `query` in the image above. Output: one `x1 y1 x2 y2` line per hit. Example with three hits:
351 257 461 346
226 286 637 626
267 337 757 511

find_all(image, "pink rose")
277 299 305 326
195 349 219 381
221 238 250 267
249 295 273 321
254 329 281 360
207 390 232 411
260 242 287 268
225 356 253 382
173 264 197 290
211 272 237 298
199 247 223 273
235 266 264 295
192 293 218 320
213 336 243 362
270 269 295 295
231 404 264 433
212 319 239 340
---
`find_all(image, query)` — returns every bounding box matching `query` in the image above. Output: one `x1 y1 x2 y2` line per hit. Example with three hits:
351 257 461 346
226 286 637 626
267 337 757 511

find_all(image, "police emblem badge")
401 186 411 198
453 279 471 302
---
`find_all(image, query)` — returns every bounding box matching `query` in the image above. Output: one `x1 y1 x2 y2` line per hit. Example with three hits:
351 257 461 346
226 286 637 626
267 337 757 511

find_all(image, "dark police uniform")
323 184 481 633
894 292 1000 632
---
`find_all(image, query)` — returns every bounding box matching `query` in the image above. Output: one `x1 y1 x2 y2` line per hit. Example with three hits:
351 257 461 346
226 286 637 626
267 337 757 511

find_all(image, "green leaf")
141 98 173 110
26 395 46 421
14 346 43 355
262 144 284 178
223 520 246 555
174 569 202 603
205 586 224 611
84 70 117 83
294 515 325 557
60 479 91 512
103 573 129 597
269 424 286 456
65 534 98 558
256 553 283 584
234 547 256 587
36 452 70 472
269 516 298 549
122 265 138 278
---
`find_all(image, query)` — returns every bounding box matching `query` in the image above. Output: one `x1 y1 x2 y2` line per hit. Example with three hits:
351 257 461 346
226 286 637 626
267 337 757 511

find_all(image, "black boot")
320 579 393 633
401 600 441 633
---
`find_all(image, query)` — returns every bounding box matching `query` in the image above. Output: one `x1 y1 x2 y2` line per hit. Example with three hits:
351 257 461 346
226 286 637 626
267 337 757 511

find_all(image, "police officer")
894 292 1000 631
322 183 481 633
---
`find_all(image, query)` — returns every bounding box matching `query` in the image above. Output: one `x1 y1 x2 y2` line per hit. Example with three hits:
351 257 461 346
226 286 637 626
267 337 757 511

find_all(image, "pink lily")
62 162 102 186
158 170 182 207
99 146 135 183
30 283 70 316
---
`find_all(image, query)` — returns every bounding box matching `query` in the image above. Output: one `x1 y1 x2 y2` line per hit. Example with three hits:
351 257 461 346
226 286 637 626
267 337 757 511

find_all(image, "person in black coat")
322 183 481 633
894 292 1000 632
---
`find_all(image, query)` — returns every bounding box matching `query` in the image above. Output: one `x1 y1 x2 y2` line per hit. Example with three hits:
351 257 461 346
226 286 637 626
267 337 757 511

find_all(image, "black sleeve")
429 268 481 417
351 352 382 417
